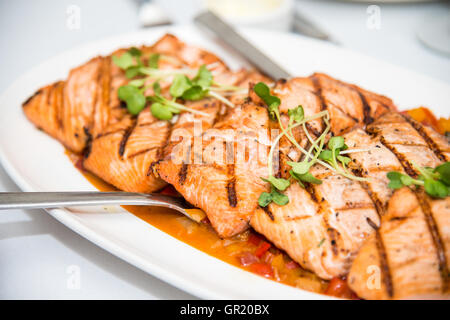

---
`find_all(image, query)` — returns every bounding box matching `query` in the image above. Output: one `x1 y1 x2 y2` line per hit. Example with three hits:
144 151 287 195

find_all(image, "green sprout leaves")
114 45 239 119
254 82 281 119
113 47 158 80
169 65 212 100
387 162 450 198
261 175 290 191
434 162 450 186
169 75 192 98
288 105 304 123
112 52 134 70
148 53 160 69
424 179 448 198
150 102 177 120
117 85 146 115
287 161 311 175
258 188 289 207
317 136 361 182
192 65 213 89
258 192 273 207
258 175 290 207
115 60 215 119
290 170 322 187
328 136 345 150
271 189 289 206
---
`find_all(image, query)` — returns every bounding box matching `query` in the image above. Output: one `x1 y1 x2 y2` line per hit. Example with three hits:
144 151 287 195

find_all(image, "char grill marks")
310 73 394 135
83 109 170 192
348 188 450 299
23 33 236 193
154 89 272 238
366 112 441 175
23 56 108 153
401 113 450 162
346 112 450 299
250 159 381 279
83 32 233 193
250 75 396 279
343 128 405 213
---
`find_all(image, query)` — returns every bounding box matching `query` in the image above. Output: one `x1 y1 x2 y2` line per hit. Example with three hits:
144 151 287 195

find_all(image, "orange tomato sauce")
67 153 329 295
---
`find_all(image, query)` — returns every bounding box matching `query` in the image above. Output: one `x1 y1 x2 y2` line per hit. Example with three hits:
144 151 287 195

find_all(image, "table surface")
0 0 449 299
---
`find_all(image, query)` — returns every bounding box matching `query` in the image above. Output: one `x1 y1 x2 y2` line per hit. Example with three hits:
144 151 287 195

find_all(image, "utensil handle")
194 10 291 79
0 192 181 211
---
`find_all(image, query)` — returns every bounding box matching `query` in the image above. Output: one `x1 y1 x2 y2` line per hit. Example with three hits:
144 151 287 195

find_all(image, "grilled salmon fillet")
82 34 236 192
347 188 450 299
23 57 108 153
23 33 450 298
249 76 397 279
154 94 271 237
156 74 396 255
345 111 450 299
83 109 170 192
24 34 240 192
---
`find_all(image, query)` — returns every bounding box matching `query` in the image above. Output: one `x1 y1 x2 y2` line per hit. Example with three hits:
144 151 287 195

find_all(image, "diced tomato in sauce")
324 277 356 299
238 252 259 267
255 241 271 258
248 233 262 246
250 263 274 278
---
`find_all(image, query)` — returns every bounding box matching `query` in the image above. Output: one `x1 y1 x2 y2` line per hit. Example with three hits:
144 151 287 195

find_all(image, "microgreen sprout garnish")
148 94 209 120
113 48 244 119
258 187 290 207
254 82 371 207
117 85 146 115
387 161 450 198
254 82 281 120
254 82 327 206
318 137 369 182
317 238 326 248
261 176 291 191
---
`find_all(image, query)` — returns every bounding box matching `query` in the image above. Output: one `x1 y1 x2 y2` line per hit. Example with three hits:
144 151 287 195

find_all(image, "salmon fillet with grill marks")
345 111 450 299
347 188 450 300
23 57 107 153
156 74 396 262
82 34 235 192
24 34 238 192
250 76 397 279
310 73 395 134
154 95 271 238
343 128 405 213
83 108 170 192
251 164 380 279
366 112 442 175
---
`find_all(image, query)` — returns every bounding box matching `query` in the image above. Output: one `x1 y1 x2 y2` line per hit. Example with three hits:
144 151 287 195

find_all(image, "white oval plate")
0 25 448 300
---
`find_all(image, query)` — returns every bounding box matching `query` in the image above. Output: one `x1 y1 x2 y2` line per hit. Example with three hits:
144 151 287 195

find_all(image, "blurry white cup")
206 0 294 32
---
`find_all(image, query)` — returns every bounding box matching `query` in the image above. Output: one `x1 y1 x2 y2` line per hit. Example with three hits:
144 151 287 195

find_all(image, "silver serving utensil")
0 192 198 220
291 10 339 45
194 10 291 79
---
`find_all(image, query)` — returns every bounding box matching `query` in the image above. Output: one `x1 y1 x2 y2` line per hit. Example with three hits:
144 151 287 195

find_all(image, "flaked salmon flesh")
23 33 450 299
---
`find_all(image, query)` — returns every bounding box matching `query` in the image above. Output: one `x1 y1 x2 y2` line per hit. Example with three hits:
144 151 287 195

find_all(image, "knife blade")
194 10 291 79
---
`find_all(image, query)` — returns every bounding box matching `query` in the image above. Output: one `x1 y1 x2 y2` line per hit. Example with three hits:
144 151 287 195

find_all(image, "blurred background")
0 0 449 299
